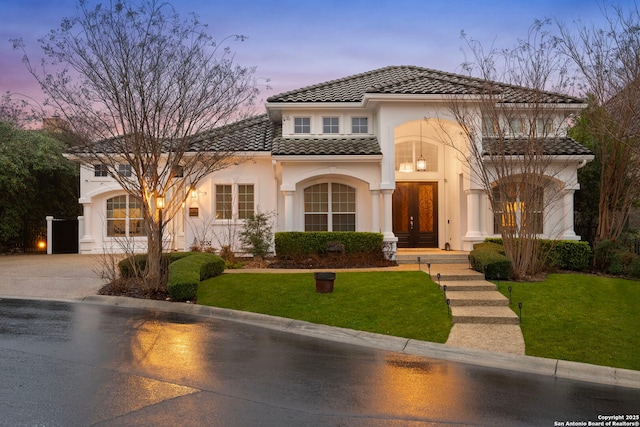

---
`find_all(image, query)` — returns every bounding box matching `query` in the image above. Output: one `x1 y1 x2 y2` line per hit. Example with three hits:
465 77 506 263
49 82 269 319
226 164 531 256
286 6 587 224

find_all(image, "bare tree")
436 21 588 279
558 4 640 244
13 0 259 289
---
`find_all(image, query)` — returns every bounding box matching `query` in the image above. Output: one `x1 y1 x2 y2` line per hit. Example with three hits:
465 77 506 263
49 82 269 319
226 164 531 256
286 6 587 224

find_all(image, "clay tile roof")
188 114 277 151
267 65 584 104
482 137 593 156
272 136 381 156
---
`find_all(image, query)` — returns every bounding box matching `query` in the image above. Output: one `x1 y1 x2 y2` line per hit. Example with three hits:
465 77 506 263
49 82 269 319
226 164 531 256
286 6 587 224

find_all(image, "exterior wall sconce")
190 188 198 199
156 195 165 209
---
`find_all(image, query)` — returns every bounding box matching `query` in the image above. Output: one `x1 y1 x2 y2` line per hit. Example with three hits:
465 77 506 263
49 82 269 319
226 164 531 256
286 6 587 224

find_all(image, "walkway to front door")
392 182 438 248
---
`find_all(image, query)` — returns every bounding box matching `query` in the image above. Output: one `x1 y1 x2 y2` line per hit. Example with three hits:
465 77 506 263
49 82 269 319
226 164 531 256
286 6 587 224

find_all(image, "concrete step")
446 291 510 306
451 306 520 325
440 280 497 292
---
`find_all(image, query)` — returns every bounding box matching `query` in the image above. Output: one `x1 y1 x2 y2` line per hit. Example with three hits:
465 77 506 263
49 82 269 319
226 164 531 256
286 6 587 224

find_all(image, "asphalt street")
1 298 639 426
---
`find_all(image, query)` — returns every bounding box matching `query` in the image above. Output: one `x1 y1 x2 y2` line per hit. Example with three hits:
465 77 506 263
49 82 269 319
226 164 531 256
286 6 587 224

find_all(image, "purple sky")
1 0 607 111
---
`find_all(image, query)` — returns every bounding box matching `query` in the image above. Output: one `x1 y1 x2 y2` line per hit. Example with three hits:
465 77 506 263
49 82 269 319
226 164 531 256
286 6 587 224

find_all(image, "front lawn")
198 271 452 343
498 274 640 371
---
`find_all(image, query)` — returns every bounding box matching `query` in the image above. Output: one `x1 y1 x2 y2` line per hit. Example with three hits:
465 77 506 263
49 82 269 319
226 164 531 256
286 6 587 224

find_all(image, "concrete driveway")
0 254 106 300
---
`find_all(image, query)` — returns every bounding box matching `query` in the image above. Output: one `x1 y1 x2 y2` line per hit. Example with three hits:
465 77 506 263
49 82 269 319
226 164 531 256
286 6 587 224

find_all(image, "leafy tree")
0 121 79 251
14 0 259 289
558 4 640 244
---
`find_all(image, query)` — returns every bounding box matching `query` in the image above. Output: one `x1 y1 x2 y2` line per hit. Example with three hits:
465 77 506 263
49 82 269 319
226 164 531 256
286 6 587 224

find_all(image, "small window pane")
94 164 109 177
305 214 328 231
304 183 328 213
351 117 368 133
294 117 311 134
238 184 254 219
216 185 233 219
323 117 339 133
118 164 132 177
332 214 355 231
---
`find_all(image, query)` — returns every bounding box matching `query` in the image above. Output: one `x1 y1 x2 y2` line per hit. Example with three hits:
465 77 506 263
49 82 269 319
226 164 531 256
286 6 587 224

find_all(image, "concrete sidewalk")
1 253 639 390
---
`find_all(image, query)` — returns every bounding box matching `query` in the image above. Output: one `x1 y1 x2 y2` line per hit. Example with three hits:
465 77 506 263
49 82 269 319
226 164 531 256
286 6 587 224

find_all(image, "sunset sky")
1 0 608 111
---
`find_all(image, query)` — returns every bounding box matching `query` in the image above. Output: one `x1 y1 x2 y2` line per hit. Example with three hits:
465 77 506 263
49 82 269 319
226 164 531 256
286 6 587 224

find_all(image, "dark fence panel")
52 219 79 254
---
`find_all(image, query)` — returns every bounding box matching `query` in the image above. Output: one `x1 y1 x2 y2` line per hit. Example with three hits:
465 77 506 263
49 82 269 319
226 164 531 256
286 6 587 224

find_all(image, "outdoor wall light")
156 195 165 210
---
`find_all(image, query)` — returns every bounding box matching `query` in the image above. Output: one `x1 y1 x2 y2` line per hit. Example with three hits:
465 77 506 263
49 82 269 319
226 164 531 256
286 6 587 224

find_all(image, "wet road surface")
1 298 638 426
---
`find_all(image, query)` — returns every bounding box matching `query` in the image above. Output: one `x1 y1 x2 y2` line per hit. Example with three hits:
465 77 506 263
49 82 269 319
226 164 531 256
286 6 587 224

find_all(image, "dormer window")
118 164 132 177
351 117 368 134
294 117 311 134
94 164 109 177
323 117 339 133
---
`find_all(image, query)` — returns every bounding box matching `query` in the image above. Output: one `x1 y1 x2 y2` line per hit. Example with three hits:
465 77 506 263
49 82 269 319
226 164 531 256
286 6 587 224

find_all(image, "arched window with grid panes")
304 183 356 231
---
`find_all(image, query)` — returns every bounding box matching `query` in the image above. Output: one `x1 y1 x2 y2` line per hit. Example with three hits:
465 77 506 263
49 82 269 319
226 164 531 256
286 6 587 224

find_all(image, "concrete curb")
80 295 640 390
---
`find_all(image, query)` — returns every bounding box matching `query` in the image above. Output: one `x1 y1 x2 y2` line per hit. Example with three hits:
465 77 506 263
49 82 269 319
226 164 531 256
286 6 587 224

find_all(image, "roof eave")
482 153 594 162
272 154 383 162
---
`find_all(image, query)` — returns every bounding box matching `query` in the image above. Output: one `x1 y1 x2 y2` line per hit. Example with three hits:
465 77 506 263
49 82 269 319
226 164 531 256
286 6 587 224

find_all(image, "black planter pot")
314 272 336 293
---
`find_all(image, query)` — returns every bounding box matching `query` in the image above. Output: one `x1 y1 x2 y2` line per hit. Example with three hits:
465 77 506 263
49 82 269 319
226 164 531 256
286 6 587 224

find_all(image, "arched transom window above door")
395 140 438 173
304 183 356 231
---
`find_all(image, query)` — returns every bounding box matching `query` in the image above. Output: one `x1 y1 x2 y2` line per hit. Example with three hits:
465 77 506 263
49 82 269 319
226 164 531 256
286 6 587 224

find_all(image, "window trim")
294 117 311 134
105 194 146 238
214 183 255 221
322 116 340 134
351 116 369 134
303 182 356 232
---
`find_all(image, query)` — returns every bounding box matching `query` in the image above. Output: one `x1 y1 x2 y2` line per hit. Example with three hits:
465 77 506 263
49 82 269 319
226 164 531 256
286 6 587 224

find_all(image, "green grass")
198 271 452 343
497 274 640 371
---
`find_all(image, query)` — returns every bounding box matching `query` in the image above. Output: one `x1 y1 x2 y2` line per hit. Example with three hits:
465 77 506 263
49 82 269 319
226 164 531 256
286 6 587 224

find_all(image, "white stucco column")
562 189 579 240
465 189 482 238
381 189 394 239
46 216 53 254
80 203 94 241
283 191 295 231
370 190 380 233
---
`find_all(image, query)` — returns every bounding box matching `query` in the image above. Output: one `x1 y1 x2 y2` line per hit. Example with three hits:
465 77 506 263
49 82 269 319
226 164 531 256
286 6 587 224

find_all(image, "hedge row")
485 238 592 272
274 232 384 258
118 252 225 301
469 242 512 280
167 252 225 301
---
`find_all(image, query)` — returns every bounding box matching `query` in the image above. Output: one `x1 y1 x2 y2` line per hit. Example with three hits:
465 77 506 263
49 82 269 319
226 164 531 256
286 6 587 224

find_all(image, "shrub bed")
118 252 193 278
484 238 593 272
469 242 512 280
274 232 384 257
167 252 225 301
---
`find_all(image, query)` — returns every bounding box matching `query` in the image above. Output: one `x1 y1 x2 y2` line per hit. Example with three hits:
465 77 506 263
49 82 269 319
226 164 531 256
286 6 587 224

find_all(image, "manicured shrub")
118 252 192 278
274 232 384 258
469 242 512 279
540 240 592 271
481 238 593 272
167 252 225 301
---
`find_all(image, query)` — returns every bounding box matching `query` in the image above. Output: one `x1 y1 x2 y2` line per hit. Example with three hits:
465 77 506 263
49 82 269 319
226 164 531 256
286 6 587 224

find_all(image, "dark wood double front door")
392 182 438 248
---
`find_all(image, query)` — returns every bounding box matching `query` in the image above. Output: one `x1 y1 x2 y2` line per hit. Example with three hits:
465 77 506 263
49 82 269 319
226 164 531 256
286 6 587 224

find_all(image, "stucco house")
74 65 593 257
